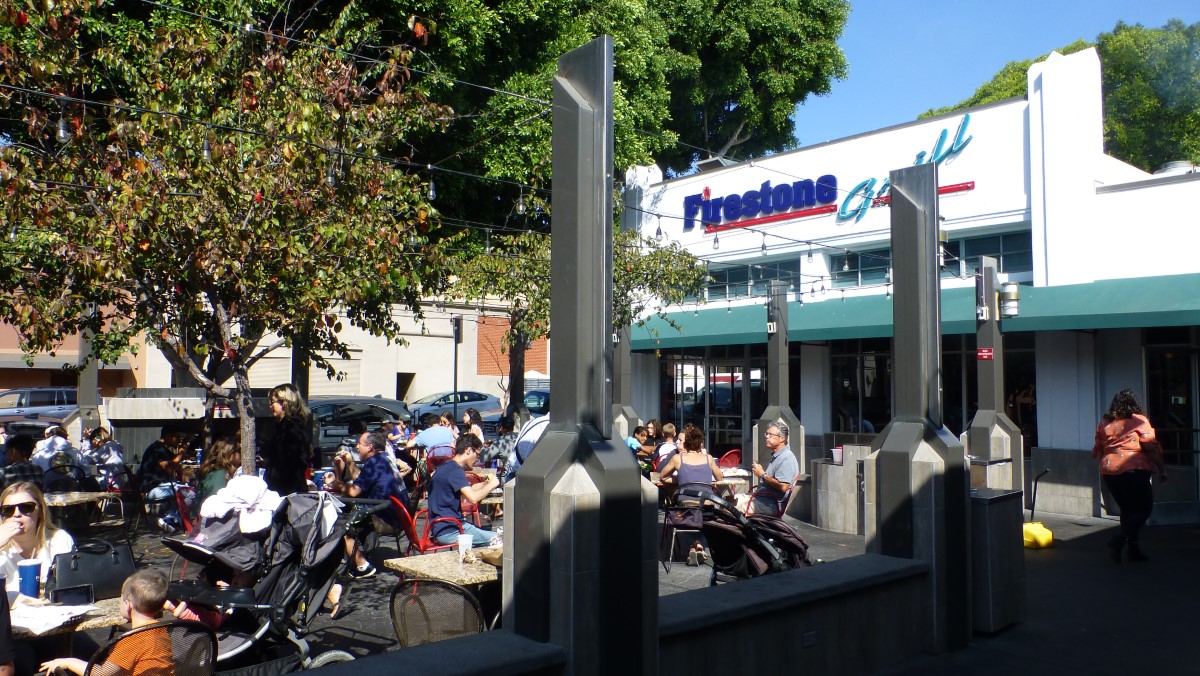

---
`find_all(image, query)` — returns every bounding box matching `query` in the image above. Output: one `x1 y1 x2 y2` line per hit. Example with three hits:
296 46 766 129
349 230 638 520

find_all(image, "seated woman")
659 427 724 501
85 428 127 490
0 482 77 673
197 437 240 507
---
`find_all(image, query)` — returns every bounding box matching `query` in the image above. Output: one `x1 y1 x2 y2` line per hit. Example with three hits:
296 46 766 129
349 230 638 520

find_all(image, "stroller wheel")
306 650 354 669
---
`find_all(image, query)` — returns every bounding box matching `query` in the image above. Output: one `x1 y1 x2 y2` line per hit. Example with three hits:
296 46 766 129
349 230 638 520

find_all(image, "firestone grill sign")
681 114 976 232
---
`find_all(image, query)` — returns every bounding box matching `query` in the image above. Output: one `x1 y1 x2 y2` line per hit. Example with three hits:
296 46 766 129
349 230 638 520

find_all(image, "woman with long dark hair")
261 383 312 495
1093 388 1168 562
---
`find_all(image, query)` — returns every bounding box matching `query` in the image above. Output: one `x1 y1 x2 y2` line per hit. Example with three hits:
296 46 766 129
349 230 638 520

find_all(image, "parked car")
0 387 78 419
408 391 502 423
523 389 550 416
308 396 413 468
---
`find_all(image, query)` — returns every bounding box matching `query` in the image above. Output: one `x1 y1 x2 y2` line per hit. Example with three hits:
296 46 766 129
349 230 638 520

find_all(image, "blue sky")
793 0 1200 146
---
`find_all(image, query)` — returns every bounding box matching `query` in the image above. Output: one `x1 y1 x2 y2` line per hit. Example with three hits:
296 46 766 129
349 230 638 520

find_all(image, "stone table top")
383 548 501 586
44 491 113 507
13 596 125 638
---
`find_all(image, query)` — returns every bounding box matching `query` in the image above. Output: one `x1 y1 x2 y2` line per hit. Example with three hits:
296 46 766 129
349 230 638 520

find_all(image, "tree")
919 40 1093 118
920 20 1200 172
0 0 448 469
1100 20 1200 172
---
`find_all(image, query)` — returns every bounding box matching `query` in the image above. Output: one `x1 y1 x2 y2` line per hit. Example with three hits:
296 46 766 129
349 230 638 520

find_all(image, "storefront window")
942 231 1033 277
1144 327 1197 466
830 339 892 433
831 249 890 288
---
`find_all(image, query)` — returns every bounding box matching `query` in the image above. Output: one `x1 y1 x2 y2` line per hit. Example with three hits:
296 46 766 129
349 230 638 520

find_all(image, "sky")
793 0 1200 146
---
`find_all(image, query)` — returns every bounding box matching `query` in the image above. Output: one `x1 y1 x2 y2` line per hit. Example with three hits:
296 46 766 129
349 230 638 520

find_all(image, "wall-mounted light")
999 281 1021 318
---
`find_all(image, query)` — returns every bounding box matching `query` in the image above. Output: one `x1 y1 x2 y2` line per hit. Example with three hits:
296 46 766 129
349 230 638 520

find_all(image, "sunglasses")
2 502 37 518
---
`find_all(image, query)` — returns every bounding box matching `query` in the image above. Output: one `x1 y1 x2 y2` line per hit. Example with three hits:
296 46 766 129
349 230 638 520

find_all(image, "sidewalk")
872 513 1200 676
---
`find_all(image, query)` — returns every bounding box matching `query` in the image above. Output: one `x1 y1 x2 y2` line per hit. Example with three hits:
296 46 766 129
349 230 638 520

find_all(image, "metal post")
864 162 971 653
756 280 803 474
77 321 101 432
613 181 642 438
505 36 657 675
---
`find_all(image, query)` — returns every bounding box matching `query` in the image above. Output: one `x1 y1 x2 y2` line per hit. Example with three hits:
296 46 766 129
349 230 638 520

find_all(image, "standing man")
428 435 500 546
327 431 409 578
750 422 799 516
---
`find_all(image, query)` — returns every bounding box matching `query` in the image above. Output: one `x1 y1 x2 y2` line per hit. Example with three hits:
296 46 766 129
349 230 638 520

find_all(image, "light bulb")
56 114 70 144
427 165 436 201
655 216 664 242
842 259 850 272
201 136 212 162
712 232 720 250
325 163 337 188
807 247 813 263
760 234 767 256
886 285 892 301
516 188 526 215
726 300 731 314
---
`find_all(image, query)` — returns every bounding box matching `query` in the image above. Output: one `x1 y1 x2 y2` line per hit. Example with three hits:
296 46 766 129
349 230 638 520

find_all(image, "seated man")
0 436 43 490
406 412 457 467
749 422 799 516
41 569 174 676
428 435 500 547
327 431 409 579
138 424 192 532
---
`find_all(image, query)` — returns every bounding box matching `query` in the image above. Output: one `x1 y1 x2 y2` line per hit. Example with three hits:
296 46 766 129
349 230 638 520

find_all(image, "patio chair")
84 619 217 676
389 496 464 556
461 472 487 527
660 482 713 573
390 579 485 648
747 481 796 518
717 450 742 469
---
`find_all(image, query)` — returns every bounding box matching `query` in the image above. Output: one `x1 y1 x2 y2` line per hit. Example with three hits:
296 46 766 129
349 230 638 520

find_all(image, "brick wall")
477 317 548 376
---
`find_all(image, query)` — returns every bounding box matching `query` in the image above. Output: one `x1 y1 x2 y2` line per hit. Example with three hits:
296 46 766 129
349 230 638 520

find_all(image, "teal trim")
631 273 1200 350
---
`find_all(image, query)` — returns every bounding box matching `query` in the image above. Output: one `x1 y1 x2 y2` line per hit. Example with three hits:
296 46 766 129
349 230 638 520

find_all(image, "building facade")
630 48 1200 511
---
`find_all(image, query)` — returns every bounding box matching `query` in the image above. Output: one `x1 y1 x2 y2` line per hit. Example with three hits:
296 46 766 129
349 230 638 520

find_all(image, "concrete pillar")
504 36 658 675
863 162 971 653
756 280 803 471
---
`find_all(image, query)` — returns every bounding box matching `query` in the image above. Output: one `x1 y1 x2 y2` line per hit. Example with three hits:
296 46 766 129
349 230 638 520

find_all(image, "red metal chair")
175 486 198 534
389 496 464 556
717 450 742 469
461 472 487 527
747 481 796 518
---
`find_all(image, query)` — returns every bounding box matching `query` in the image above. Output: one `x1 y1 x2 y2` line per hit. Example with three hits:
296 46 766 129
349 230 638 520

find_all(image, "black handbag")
47 539 137 601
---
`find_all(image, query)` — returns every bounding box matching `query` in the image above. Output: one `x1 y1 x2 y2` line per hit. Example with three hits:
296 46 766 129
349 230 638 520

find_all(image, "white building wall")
1089 179 1200 280
1095 329 1146 410
1035 331 1098 450
800 343 830 436
1028 49 1105 287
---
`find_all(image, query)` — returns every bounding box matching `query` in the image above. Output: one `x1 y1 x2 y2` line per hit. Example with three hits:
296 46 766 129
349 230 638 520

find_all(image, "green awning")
631 273 1200 350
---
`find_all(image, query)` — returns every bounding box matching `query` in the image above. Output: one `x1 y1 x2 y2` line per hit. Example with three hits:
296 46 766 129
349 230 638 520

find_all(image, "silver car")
409 390 502 424
0 387 78 418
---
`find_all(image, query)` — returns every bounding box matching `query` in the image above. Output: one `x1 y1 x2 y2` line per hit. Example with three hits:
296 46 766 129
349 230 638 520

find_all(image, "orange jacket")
1092 413 1160 476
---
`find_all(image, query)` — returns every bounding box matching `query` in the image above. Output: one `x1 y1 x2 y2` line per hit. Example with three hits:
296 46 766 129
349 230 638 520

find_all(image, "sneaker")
348 563 376 579
157 517 179 534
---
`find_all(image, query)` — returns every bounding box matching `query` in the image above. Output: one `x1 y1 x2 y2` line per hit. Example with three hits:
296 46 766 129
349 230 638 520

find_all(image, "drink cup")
457 533 473 563
17 560 40 598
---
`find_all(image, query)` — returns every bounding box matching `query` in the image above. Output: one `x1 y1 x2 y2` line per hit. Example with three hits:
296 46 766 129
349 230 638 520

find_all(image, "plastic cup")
458 533 473 563
831 447 844 464
17 560 40 598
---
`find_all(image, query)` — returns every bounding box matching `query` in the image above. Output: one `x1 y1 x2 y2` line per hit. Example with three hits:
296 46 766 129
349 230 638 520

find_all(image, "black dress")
261 415 311 495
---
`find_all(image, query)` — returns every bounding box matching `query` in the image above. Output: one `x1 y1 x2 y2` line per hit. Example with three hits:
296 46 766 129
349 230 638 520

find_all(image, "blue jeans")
435 522 496 547
146 482 192 523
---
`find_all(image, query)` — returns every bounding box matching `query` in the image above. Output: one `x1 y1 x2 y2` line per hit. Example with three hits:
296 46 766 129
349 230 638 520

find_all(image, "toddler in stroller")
163 491 359 673
677 487 813 585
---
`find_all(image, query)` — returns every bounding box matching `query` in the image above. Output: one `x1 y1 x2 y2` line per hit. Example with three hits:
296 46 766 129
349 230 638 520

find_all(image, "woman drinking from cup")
0 482 74 589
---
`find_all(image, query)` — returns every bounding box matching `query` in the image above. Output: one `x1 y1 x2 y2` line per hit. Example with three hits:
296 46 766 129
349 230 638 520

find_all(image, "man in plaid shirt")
1 435 44 489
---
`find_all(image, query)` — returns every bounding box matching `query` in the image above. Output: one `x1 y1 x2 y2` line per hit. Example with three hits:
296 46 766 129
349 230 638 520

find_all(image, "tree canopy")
919 19 1200 173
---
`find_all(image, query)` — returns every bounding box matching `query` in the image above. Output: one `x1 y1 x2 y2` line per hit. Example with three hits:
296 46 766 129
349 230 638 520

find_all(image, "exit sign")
977 348 994 360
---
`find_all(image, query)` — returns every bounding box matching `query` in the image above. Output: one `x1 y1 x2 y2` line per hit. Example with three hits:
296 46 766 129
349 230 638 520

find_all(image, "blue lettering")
759 181 773 213
771 183 792 212
703 197 724 226
741 189 760 217
815 174 838 203
793 179 816 208
723 193 742 220
838 178 877 223
683 194 703 231
914 114 973 167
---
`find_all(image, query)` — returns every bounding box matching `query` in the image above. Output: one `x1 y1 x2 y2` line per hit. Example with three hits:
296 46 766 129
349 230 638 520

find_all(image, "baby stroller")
163 491 358 674
678 487 813 586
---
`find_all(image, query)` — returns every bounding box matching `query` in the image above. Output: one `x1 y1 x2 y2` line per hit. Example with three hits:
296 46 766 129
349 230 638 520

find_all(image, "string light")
820 277 826 295
760 233 767 256
726 299 731 314
325 160 338 189
807 247 813 263
655 215 664 243
516 187 526 215
712 231 720 250
56 111 70 144
201 133 212 162
842 253 850 272
886 284 892 301
427 164 436 201
840 290 845 303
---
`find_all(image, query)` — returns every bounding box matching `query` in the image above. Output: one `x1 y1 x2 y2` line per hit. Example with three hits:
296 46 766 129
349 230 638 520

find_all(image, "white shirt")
0 528 75 583
31 437 75 471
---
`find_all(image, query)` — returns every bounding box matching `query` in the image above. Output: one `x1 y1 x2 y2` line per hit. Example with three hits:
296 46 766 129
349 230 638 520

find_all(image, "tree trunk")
232 364 258 475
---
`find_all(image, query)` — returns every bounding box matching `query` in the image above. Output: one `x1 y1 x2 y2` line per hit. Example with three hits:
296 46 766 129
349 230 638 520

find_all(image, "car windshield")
411 392 449 405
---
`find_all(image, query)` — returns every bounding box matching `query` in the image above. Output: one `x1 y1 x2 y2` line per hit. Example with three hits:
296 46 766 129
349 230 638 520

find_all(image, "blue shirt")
414 426 455 451
625 436 641 455
428 460 469 538
353 452 407 527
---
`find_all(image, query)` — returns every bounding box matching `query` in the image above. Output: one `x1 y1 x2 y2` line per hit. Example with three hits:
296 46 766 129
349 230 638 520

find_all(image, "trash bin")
970 487 1025 633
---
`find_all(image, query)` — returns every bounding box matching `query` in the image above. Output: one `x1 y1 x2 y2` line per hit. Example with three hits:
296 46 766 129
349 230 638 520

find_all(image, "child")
41 569 175 676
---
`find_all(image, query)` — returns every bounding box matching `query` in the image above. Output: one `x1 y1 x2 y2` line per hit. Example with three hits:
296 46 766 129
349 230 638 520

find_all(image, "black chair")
660 482 714 572
390 579 485 648
43 464 87 493
85 619 217 676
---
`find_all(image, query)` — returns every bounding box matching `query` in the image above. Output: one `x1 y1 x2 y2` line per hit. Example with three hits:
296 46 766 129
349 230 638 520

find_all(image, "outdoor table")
44 491 112 509
12 596 126 639
711 478 748 499
45 491 117 531
383 548 501 586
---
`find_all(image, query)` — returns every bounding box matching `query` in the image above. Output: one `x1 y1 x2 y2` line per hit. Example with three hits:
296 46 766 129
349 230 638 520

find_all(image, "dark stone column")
756 280 803 471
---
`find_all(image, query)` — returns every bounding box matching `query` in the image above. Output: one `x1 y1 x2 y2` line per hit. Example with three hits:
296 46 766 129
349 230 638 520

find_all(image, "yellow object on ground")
1023 521 1054 549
